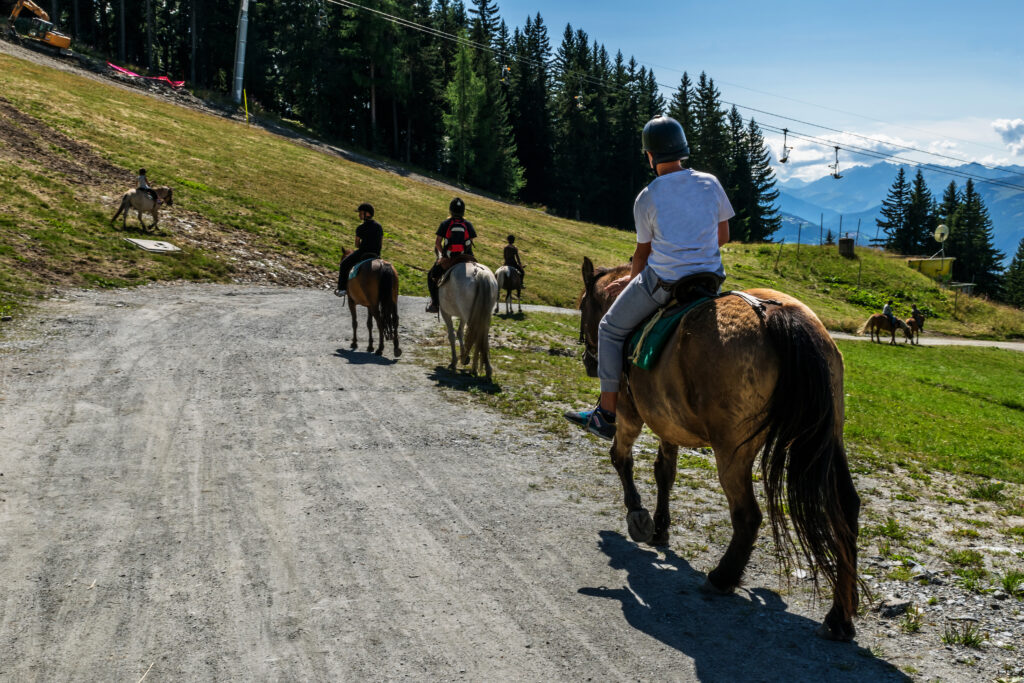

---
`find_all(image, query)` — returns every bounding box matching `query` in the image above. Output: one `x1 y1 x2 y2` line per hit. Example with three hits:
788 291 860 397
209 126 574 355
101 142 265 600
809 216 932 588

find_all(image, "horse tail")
755 304 860 618
856 317 872 335
464 269 495 362
379 264 399 341
111 194 127 223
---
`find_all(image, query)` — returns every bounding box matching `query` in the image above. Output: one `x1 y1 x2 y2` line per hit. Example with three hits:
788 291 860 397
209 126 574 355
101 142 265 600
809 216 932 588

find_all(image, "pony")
340 248 401 358
438 261 498 379
904 317 923 345
111 186 174 230
858 314 912 345
494 265 523 315
577 257 861 641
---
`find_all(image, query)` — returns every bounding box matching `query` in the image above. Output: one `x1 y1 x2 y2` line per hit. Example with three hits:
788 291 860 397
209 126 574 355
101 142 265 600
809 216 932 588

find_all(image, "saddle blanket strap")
724 290 782 321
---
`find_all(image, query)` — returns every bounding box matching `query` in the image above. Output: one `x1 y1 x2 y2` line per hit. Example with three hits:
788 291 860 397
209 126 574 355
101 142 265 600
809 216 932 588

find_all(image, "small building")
906 257 955 280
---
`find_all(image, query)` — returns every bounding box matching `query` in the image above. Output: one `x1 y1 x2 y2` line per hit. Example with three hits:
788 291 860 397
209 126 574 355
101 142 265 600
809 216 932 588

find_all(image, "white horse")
111 186 173 230
494 265 523 315
439 261 499 379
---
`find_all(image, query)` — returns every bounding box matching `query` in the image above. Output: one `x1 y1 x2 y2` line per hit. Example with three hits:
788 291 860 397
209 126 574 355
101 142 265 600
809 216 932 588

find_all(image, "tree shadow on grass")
579 530 908 682
333 348 398 366
427 365 501 394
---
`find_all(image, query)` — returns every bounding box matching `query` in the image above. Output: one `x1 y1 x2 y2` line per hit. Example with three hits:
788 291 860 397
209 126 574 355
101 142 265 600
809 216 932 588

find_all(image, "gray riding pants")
597 266 672 393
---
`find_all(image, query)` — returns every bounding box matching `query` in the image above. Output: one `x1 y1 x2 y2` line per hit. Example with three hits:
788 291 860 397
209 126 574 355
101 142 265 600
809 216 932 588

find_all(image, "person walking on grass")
335 203 383 297
564 115 734 440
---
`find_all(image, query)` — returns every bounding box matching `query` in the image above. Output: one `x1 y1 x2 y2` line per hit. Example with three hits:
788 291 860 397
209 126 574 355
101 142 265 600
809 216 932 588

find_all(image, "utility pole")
232 0 250 105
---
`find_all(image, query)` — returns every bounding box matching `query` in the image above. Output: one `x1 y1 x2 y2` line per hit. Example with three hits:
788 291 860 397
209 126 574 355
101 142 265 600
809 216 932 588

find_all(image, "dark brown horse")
577 258 861 641
858 314 912 345
340 248 401 358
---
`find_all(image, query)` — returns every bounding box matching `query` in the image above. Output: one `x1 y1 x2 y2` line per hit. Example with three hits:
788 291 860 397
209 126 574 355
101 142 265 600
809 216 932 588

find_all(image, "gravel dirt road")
0 284 916 681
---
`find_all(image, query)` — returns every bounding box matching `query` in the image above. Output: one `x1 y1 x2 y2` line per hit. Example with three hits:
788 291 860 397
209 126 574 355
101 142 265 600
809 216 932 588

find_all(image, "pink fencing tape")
106 62 185 89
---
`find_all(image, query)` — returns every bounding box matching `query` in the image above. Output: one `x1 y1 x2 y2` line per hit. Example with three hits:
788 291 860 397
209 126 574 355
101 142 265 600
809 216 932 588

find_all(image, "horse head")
578 257 630 378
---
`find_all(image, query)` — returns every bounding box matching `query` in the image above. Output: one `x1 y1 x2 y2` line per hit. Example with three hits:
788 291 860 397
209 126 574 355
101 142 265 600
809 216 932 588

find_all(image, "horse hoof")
374 349 383 356
699 577 735 596
394 348 402 358
626 509 655 543
349 342 357 350
650 530 670 547
816 620 855 642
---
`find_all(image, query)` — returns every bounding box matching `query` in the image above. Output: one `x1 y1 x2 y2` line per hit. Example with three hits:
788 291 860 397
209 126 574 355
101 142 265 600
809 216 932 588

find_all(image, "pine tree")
1006 238 1024 308
743 118 781 242
667 72 694 138
904 169 935 254
877 167 910 253
690 73 730 181
507 13 553 204
443 37 484 182
951 180 1005 297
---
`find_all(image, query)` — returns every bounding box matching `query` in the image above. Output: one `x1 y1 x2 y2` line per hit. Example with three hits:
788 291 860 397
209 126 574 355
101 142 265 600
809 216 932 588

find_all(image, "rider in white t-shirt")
565 115 734 440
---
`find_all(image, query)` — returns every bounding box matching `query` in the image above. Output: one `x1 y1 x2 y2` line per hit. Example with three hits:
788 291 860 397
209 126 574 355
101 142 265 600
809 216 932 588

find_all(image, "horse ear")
582 257 595 288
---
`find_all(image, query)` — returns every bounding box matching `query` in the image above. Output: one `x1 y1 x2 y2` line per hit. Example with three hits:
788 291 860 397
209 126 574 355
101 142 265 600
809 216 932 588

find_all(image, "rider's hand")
603 275 631 297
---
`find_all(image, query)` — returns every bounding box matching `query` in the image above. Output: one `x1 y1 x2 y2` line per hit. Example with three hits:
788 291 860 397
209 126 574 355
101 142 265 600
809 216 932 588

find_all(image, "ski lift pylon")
779 127 791 163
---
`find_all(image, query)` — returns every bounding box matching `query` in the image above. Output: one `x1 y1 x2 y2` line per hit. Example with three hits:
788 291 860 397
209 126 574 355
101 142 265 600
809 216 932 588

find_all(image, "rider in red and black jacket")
426 197 476 313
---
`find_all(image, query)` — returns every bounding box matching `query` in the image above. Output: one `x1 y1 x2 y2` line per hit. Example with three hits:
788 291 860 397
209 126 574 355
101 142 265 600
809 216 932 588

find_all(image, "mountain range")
773 162 1024 265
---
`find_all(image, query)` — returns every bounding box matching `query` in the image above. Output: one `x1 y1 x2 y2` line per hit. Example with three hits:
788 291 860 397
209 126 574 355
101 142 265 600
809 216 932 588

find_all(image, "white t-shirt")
633 169 734 282
137 175 150 189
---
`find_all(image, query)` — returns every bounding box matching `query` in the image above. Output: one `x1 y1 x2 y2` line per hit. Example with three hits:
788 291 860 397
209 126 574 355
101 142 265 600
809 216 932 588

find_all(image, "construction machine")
7 0 71 53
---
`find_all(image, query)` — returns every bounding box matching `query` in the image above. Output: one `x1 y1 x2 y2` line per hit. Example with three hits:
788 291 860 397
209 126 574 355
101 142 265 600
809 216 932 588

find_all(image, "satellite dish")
934 224 950 242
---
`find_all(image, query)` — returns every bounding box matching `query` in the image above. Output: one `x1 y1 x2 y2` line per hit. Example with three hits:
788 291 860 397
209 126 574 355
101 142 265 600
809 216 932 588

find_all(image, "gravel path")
0 284 922 681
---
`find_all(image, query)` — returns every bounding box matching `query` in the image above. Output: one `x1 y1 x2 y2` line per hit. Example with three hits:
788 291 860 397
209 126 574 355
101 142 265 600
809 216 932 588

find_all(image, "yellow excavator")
7 0 72 53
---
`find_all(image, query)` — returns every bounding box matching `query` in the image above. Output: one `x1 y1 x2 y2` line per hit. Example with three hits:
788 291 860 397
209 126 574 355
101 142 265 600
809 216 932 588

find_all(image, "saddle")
627 272 780 371
436 253 478 287
348 255 381 280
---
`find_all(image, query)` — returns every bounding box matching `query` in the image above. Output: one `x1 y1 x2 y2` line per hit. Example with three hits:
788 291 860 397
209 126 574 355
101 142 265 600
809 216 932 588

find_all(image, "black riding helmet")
139 168 147 175
449 197 465 218
357 202 375 217
642 116 690 165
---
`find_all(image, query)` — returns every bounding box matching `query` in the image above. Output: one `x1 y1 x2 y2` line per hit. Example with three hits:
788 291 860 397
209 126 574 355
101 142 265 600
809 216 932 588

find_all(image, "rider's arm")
718 220 730 246
434 235 444 254
605 242 651 295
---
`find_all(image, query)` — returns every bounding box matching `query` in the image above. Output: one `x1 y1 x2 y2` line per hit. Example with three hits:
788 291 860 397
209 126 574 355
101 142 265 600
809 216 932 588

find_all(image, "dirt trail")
0 284 924 681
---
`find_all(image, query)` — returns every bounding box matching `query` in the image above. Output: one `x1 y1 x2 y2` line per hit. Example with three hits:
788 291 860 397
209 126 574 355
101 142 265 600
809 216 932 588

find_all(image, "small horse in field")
111 186 174 230
858 314 912 345
340 248 401 358
904 317 923 345
439 260 498 379
578 257 861 641
494 265 523 315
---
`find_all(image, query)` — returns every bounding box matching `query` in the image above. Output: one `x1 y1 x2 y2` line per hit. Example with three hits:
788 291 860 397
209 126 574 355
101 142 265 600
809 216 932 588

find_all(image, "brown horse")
577 258 861 641
904 317 922 345
340 248 401 358
111 186 174 230
858 314 912 345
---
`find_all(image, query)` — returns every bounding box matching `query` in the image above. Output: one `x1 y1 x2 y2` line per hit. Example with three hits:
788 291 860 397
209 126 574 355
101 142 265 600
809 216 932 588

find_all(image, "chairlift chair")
779 128 791 163
829 145 843 179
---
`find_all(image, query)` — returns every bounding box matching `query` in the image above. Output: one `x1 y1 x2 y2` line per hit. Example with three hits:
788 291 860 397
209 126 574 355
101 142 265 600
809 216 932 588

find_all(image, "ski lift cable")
325 0 1024 187
760 123 1024 193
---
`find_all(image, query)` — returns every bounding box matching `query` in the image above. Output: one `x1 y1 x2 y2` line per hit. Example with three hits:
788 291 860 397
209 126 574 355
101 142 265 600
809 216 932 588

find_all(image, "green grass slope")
1 51 1022 338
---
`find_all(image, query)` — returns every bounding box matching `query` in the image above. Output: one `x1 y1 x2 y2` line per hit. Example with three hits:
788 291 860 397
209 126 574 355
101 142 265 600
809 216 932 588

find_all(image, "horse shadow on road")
427 365 501 394
333 348 398 366
578 531 908 682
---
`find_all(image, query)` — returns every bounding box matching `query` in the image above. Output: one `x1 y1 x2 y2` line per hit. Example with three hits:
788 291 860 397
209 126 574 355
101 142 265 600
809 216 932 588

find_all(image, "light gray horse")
494 265 522 315
111 186 174 230
439 261 498 379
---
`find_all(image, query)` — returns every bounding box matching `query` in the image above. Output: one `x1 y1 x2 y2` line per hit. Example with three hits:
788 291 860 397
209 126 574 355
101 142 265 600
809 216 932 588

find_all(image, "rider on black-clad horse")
336 203 384 297
425 197 477 314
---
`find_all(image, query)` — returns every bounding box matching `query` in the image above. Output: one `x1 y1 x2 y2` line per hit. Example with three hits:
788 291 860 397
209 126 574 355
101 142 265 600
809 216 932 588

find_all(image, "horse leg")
372 307 384 356
820 459 861 641
457 319 469 365
365 307 374 353
348 298 358 349
651 441 679 546
516 288 522 314
609 396 653 543
443 313 458 370
705 439 762 594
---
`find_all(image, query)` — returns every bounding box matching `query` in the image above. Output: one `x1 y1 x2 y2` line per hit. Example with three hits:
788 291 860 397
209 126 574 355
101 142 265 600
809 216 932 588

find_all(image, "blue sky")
493 0 1024 181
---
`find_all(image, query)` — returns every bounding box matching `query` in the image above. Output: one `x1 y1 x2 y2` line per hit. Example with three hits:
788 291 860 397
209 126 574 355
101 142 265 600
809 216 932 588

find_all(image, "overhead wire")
323 0 1024 191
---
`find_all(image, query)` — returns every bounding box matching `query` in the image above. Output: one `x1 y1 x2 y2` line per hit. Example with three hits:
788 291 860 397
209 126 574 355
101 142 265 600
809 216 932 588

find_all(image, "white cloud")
992 118 1024 155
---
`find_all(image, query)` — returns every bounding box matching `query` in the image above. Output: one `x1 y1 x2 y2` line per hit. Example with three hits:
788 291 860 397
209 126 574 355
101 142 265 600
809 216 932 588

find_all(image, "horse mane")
577 263 630 308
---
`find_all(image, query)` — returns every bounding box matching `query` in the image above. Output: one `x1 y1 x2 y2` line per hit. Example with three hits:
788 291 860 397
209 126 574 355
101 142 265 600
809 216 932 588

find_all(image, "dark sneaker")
334 289 345 298
425 302 439 313
563 406 616 440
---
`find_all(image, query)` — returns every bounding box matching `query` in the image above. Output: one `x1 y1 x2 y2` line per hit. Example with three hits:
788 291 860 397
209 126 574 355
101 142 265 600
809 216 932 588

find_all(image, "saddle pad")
627 297 712 370
348 257 377 280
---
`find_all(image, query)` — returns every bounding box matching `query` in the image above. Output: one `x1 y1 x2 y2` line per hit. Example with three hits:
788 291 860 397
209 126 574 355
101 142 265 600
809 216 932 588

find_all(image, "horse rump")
754 304 860 622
